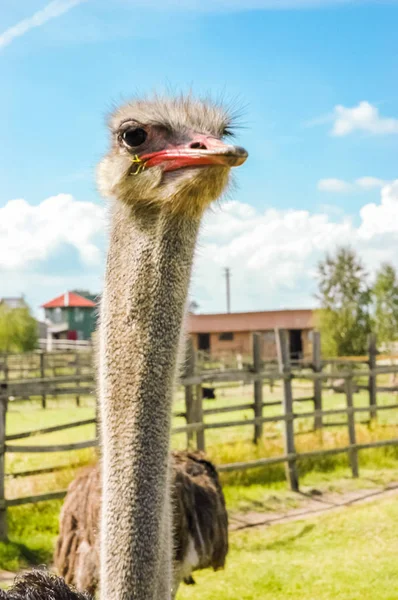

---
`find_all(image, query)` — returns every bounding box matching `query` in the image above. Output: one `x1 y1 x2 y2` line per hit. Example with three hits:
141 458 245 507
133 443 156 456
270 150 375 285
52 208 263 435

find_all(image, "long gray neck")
99 201 200 600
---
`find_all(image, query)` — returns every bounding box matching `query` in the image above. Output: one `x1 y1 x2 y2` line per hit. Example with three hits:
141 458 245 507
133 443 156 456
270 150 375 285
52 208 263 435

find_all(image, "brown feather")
54 451 228 594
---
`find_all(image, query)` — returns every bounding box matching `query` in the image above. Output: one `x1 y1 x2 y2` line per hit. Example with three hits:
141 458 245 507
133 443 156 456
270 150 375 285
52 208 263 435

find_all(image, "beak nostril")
190 142 207 150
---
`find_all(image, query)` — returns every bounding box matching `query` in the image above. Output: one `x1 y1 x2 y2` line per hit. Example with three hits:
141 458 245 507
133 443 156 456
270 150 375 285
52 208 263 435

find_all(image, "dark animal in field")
0 571 89 600
54 451 228 596
202 386 216 399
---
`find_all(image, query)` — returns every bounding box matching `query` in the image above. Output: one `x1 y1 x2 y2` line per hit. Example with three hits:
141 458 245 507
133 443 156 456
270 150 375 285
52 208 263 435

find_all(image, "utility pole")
224 267 231 313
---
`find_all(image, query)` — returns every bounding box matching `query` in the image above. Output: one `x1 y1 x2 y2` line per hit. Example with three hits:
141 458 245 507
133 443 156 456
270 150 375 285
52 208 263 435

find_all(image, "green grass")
6 398 97 501
2 382 398 580
5 382 398 503
6 383 398 500
177 495 398 600
222 465 398 514
2 466 398 577
0 501 62 571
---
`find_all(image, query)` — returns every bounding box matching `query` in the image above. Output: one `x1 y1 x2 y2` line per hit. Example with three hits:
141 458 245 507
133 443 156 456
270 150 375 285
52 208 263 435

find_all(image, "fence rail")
0 331 398 540
37 339 93 352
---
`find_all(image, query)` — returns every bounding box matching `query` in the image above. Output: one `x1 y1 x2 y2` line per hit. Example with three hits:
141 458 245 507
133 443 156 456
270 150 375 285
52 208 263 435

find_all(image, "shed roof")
42 292 96 309
187 309 314 334
0 297 26 309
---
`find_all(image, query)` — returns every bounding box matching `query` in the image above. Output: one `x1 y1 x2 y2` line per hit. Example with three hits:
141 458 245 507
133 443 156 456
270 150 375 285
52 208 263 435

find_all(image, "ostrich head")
97 94 248 217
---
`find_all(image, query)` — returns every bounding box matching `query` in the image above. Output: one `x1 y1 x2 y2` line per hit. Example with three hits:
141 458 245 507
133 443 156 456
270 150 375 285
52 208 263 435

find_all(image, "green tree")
372 262 398 349
0 305 38 353
316 246 372 356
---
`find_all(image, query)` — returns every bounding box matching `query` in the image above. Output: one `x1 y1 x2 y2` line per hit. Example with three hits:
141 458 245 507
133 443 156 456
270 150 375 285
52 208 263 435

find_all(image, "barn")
187 309 314 361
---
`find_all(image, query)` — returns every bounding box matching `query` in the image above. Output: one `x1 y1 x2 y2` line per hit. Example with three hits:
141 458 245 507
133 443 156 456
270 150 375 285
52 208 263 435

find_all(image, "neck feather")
99 201 200 600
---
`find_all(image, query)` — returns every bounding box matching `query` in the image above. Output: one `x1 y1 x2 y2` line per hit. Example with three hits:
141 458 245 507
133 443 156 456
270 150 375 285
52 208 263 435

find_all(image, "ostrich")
2 93 247 600
0 572 90 600
54 451 228 596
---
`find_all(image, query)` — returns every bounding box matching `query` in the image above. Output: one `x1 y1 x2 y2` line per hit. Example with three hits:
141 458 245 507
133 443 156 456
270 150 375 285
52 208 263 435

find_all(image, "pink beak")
140 134 248 172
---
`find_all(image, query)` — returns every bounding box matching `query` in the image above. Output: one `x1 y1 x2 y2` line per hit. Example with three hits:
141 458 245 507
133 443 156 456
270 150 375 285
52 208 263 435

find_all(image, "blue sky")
1 0 398 316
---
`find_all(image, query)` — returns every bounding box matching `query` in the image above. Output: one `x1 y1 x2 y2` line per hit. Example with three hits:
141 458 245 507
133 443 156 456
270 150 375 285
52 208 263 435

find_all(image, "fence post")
3 355 8 385
0 384 7 541
346 376 359 478
75 353 81 408
312 332 323 430
368 334 377 421
195 384 205 452
40 352 46 409
276 329 299 492
253 333 263 444
184 338 196 449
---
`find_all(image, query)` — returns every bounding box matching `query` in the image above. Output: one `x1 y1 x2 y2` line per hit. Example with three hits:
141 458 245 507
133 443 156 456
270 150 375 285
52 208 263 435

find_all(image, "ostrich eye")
122 127 147 147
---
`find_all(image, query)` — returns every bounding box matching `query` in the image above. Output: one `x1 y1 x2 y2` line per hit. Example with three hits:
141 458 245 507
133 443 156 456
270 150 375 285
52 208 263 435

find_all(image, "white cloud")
331 102 398 137
318 176 389 193
191 180 398 312
4 182 398 314
358 181 398 239
0 0 87 50
355 177 387 190
317 179 354 193
0 194 104 269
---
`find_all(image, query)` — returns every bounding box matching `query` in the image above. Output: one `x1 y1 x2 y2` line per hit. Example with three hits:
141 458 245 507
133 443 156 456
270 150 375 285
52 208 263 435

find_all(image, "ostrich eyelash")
222 127 235 138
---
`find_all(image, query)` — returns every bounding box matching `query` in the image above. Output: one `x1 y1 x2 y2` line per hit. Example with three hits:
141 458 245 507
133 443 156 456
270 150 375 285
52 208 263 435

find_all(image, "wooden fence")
37 339 93 352
0 331 398 540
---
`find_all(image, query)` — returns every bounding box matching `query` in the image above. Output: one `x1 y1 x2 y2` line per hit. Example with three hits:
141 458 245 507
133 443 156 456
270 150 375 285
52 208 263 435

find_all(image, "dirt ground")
228 480 398 531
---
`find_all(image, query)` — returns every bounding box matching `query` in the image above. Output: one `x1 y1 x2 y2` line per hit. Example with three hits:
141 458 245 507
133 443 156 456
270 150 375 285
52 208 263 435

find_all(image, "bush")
0 305 38 353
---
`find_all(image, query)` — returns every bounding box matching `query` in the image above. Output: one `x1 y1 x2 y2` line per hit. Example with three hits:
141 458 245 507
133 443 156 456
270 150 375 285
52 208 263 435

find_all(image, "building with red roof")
41 288 313 357
42 291 98 341
42 291 96 309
